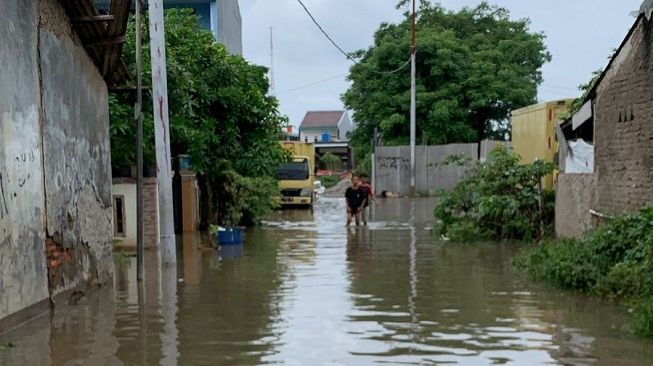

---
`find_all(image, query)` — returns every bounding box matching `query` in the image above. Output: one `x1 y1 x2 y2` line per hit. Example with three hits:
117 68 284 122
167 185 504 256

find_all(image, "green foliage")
320 153 340 171
434 147 555 242
320 175 341 189
216 165 279 226
344 1 551 165
110 10 286 224
516 207 653 337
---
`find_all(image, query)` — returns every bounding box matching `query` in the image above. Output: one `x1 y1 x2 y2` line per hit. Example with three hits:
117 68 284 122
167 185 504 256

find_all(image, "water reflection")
1 198 653 365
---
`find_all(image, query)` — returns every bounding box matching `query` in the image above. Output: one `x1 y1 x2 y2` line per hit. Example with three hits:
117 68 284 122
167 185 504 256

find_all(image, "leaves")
517 206 653 337
344 1 551 171
109 9 286 224
434 147 555 242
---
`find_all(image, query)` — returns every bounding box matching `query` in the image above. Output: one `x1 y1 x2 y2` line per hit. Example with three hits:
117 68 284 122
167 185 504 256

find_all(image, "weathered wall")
1 0 114 326
375 144 478 196
39 0 114 297
217 0 242 55
594 17 653 214
0 0 50 324
112 178 160 249
555 173 597 238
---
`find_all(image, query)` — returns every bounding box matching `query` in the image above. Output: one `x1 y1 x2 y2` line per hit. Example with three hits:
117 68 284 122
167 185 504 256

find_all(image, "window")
114 196 126 237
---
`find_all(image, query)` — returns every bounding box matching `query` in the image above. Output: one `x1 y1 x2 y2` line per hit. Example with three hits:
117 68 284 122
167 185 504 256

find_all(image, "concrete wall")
555 173 597 238
112 178 160 249
375 144 478 196
593 17 653 215
1 0 114 325
0 0 50 324
112 183 137 248
217 0 242 55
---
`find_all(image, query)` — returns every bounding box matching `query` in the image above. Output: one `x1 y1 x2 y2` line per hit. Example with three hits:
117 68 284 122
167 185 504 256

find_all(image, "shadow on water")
1 197 653 365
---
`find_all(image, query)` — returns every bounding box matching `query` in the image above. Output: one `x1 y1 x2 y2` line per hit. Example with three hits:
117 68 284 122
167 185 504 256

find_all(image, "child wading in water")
345 175 368 227
359 174 376 225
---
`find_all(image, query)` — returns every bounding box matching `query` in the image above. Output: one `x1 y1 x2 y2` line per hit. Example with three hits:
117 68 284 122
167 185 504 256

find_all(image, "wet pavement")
1 197 653 365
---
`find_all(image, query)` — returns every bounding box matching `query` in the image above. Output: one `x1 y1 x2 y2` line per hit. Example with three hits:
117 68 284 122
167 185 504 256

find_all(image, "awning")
572 100 592 130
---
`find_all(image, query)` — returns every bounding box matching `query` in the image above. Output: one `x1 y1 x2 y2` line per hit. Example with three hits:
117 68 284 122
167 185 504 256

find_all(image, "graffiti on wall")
377 156 410 169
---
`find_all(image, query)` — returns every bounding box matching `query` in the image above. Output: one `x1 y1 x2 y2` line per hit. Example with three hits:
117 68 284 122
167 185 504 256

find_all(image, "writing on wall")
378 156 410 169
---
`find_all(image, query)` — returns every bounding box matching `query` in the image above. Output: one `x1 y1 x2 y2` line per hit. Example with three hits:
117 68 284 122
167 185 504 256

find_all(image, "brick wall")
594 17 653 215
143 178 160 248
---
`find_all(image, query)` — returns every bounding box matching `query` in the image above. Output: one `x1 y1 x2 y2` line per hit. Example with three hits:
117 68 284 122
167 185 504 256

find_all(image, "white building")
298 111 354 143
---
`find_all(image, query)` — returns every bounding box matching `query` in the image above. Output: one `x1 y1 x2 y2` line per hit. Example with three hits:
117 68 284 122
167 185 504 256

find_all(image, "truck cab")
276 142 315 207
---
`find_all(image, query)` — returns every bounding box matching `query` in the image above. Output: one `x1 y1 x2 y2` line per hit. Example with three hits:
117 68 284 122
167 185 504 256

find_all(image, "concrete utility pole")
409 0 417 196
135 0 144 280
269 27 276 95
148 0 177 265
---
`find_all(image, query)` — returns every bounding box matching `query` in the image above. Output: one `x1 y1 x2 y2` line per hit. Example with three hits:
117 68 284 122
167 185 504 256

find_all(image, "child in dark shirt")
345 175 368 227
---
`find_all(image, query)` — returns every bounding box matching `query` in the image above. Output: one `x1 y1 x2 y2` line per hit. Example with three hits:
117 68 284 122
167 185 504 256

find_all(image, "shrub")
216 167 279 226
434 147 555 242
320 175 340 189
517 206 653 337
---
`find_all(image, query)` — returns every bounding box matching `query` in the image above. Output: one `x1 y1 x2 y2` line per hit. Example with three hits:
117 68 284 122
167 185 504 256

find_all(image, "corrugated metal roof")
299 111 345 128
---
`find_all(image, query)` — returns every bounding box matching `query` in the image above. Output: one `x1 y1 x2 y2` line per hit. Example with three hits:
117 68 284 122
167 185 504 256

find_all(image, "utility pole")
409 0 417 196
148 0 177 265
135 0 144 281
269 27 276 95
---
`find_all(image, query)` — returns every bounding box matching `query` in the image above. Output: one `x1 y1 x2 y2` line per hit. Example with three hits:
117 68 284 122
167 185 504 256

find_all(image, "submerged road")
1 197 652 365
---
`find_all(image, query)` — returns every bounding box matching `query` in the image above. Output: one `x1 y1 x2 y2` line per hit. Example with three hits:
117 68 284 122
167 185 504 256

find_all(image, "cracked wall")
1 0 114 325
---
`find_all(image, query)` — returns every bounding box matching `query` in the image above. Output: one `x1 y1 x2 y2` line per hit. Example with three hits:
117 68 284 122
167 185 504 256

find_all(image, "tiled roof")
299 111 345 128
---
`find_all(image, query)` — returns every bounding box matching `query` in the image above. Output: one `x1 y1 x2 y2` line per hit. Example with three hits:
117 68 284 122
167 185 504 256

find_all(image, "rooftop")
299 111 345 128
63 0 131 84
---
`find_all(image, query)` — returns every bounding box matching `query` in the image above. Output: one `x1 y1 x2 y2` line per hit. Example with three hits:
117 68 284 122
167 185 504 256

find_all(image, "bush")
434 147 555 242
216 167 279 226
517 206 653 337
320 175 340 189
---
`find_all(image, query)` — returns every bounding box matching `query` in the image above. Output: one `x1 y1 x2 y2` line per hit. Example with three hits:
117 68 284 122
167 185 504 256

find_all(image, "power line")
295 0 411 76
276 73 348 95
542 83 579 92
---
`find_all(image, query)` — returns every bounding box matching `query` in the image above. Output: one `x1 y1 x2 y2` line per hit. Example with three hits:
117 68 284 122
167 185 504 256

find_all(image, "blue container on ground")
217 227 244 246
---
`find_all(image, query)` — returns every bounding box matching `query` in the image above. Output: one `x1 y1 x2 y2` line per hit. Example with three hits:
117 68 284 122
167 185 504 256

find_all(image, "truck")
511 99 573 189
276 142 316 207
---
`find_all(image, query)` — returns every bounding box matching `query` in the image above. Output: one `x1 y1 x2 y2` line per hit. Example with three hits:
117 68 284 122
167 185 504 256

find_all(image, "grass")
516 206 653 337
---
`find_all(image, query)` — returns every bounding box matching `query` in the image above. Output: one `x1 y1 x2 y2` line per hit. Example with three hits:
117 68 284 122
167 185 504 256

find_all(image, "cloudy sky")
239 0 642 127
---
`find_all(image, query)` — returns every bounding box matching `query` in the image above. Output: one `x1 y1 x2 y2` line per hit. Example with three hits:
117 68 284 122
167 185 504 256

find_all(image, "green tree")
110 9 287 225
343 1 551 168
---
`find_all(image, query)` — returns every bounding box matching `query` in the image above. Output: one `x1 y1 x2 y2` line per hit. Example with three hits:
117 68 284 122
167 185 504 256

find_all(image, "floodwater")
2 197 653 365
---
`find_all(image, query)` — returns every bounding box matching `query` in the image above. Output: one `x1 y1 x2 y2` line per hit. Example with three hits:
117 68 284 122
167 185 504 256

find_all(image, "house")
299 111 354 143
555 5 653 238
1 0 129 329
95 0 243 55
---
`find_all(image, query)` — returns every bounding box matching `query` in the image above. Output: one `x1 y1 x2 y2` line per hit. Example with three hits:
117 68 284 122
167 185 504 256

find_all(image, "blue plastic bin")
217 227 244 246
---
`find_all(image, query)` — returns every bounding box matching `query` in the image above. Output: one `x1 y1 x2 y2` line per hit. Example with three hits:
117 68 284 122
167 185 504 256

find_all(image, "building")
299 111 354 143
1 0 128 329
96 0 243 55
555 7 653 238
510 99 574 189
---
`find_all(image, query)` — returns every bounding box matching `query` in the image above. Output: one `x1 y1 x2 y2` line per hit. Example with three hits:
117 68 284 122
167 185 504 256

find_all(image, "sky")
240 0 642 127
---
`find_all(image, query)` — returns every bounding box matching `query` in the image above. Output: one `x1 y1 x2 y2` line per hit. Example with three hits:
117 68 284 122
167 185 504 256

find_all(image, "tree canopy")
110 9 286 224
343 1 551 165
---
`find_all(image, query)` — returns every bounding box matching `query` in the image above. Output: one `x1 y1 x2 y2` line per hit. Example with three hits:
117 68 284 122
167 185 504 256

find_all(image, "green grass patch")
320 175 341 189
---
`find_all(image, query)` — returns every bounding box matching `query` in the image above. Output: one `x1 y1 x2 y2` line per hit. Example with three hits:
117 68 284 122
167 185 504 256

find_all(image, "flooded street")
2 197 653 365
